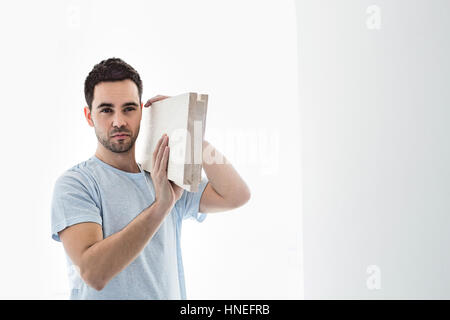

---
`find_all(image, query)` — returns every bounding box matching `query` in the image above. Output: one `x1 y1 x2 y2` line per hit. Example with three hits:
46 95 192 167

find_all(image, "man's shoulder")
54 157 99 190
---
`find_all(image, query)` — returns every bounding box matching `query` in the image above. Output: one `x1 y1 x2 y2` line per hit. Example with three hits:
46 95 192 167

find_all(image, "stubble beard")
95 125 140 154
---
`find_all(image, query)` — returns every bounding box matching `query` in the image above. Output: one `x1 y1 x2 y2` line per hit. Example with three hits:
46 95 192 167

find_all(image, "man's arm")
199 140 251 213
143 96 250 214
59 201 171 291
59 133 182 291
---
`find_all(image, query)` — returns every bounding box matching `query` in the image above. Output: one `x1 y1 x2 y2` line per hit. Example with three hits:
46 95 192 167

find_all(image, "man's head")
84 58 143 154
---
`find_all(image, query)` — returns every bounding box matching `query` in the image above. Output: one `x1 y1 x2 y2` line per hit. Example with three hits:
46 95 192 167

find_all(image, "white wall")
297 0 450 299
0 0 301 299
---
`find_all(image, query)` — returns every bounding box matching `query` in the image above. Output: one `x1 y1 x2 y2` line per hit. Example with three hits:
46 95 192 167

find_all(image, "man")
51 57 251 299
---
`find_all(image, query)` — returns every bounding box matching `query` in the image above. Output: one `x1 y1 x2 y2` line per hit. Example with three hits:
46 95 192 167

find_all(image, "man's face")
85 79 142 153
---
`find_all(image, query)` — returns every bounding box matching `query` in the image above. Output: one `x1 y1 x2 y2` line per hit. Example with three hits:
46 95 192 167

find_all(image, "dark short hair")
84 57 143 110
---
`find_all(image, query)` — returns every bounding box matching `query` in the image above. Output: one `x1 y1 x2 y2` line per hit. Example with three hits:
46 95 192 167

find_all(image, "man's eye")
125 107 135 112
100 108 111 113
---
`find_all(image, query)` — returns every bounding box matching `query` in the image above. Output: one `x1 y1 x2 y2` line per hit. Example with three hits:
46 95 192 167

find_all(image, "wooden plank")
136 92 208 192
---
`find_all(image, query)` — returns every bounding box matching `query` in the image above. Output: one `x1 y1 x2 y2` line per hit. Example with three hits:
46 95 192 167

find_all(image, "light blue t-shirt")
50 155 209 300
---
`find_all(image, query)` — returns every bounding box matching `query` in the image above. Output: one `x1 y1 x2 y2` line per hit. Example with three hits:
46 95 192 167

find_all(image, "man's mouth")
112 134 129 139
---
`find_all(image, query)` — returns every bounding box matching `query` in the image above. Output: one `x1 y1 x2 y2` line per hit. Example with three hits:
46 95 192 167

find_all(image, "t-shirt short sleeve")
178 177 209 222
51 171 103 242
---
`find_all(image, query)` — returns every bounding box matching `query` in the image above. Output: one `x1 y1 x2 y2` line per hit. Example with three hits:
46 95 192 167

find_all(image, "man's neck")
95 146 140 173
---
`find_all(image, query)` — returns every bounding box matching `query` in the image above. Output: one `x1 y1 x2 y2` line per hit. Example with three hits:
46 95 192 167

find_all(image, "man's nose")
112 113 127 128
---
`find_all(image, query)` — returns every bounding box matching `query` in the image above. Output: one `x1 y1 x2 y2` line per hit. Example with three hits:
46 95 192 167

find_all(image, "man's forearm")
202 140 251 205
79 201 171 291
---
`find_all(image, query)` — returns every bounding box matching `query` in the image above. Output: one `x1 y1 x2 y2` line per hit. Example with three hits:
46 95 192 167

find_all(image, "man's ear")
84 106 95 127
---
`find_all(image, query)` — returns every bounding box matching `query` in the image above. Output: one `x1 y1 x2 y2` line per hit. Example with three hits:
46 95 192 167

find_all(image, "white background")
0 0 302 299
297 0 450 299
